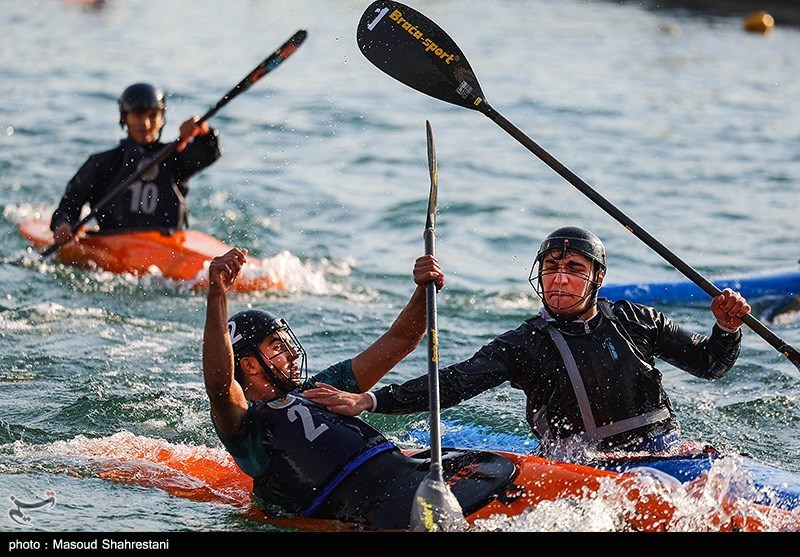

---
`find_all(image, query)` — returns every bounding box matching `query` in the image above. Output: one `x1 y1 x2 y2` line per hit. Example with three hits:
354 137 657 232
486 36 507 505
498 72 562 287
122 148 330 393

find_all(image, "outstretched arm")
203 248 250 436
655 288 751 380
303 254 444 413
350 254 444 390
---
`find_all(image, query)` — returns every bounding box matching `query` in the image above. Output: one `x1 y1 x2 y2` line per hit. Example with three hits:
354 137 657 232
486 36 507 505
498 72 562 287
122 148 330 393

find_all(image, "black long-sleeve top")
372 299 742 450
51 131 221 233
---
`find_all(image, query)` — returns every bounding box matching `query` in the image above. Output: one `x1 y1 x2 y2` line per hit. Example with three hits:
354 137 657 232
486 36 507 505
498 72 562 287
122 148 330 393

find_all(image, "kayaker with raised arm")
305 226 752 461
202 247 515 529
50 82 221 246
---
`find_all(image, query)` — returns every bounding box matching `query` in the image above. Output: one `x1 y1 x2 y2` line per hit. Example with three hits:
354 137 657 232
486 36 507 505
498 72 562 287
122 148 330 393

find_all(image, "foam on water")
1 431 798 531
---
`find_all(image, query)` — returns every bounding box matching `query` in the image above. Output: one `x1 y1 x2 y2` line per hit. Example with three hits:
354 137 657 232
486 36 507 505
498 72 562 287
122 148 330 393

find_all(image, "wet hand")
53 222 76 247
414 254 445 292
208 248 247 294
176 116 211 152
711 288 751 331
303 382 373 416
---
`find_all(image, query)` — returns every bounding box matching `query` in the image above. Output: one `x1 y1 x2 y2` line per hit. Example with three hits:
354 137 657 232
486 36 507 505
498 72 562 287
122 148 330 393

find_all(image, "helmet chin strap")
252 350 298 394
541 292 597 323
538 268 603 323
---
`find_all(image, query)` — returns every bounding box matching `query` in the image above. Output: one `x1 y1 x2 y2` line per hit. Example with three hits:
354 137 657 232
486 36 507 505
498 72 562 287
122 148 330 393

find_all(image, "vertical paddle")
39 29 308 259
355 1 800 371
409 120 468 532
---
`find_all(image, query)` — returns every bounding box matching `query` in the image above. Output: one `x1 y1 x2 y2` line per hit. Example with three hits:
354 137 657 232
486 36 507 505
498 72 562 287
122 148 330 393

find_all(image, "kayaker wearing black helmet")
204 248 524 529
306 226 752 460
50 82 221 245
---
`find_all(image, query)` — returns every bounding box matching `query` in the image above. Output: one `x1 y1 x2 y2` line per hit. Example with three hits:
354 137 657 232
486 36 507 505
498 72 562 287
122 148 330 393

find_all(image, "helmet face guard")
529 227 606 321
228 310 307 393
118 83 167 137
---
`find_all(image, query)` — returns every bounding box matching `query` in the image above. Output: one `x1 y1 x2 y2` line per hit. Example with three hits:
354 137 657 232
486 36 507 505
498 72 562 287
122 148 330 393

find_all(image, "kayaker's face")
124 109 164 145
257 330 302 382
539 250 603 316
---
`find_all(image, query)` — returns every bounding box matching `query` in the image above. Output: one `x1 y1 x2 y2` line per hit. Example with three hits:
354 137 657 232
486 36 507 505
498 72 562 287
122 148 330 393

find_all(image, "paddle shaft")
424 119 443 468
355 0 800 370
424 224 443 467
477 99 800 368
409 120 466 532
40 29 308 259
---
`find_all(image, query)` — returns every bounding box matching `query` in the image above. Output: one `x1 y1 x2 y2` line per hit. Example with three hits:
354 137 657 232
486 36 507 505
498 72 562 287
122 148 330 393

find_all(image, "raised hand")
177 116 211 153
208 248 248 294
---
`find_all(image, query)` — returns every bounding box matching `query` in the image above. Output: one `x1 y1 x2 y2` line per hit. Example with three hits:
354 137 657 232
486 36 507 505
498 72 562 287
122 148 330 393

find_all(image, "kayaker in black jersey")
50 82 222 246
305 226 752 461
203 247 515 529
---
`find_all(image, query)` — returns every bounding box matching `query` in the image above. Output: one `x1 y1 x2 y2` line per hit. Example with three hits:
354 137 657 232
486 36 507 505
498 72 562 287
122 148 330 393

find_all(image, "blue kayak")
599 452 800 511
600 265 800 319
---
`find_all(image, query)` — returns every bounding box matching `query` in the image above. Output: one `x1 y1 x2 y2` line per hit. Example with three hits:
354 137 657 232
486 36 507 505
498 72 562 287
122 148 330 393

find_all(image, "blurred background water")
1 0 799 533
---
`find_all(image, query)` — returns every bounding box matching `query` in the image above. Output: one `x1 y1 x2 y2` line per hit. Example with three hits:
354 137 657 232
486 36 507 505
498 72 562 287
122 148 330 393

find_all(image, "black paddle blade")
410 464 468 532
357 1 486 111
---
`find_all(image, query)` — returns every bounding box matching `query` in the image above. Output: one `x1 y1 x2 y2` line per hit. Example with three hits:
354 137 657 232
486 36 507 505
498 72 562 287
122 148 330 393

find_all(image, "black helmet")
118 83 166 126
227 309 307 393
529 226 606 321
534 226 606 270
228 309 288 357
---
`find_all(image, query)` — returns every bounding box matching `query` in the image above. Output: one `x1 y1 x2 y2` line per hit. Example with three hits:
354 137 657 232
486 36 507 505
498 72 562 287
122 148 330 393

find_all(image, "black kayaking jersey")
214 360 388 517
215 360 518 529
246 392 392 517
373 298 742 453
50 132 221 233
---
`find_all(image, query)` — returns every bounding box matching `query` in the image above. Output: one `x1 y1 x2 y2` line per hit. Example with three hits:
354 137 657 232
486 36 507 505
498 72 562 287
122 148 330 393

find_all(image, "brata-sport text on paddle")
39 29 308 259
410 121 468 533
355 1 800 371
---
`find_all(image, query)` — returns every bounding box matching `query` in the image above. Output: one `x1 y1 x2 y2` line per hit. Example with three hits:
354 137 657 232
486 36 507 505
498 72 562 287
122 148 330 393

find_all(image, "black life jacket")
526 299 673 446
249 392 393 516
93 141 187 232
247 393 519 529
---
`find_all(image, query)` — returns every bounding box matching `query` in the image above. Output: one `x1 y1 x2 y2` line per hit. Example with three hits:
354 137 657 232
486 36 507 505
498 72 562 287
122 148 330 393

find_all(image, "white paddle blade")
409 466 468 532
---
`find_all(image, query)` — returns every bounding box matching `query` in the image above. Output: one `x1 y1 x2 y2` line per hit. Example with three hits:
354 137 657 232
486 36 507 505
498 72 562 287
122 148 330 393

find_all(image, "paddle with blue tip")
355 1 800 371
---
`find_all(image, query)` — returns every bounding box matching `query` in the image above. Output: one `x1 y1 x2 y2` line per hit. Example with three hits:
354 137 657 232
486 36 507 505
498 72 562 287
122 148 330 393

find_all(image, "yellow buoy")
742 11 775 34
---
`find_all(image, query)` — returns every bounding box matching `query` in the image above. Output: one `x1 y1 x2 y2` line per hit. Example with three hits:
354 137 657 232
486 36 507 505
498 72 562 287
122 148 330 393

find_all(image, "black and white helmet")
529 226 607 320
227 309 307 392
534 226 606 271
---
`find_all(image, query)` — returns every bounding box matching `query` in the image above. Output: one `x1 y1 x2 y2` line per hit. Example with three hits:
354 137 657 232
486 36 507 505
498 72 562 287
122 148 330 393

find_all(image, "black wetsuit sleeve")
50 149 121 231
627 302 742 380
173 128 222 186
372 328 528 414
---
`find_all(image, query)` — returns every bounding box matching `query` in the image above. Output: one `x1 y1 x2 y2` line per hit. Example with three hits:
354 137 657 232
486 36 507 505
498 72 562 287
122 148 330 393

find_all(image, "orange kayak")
18 217 284 292
63 432 800 532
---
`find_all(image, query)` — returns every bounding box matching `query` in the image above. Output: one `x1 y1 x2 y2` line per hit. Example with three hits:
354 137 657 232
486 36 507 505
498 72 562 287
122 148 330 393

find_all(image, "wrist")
365 391 377 413
715 321 739 334
207 290 226 301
